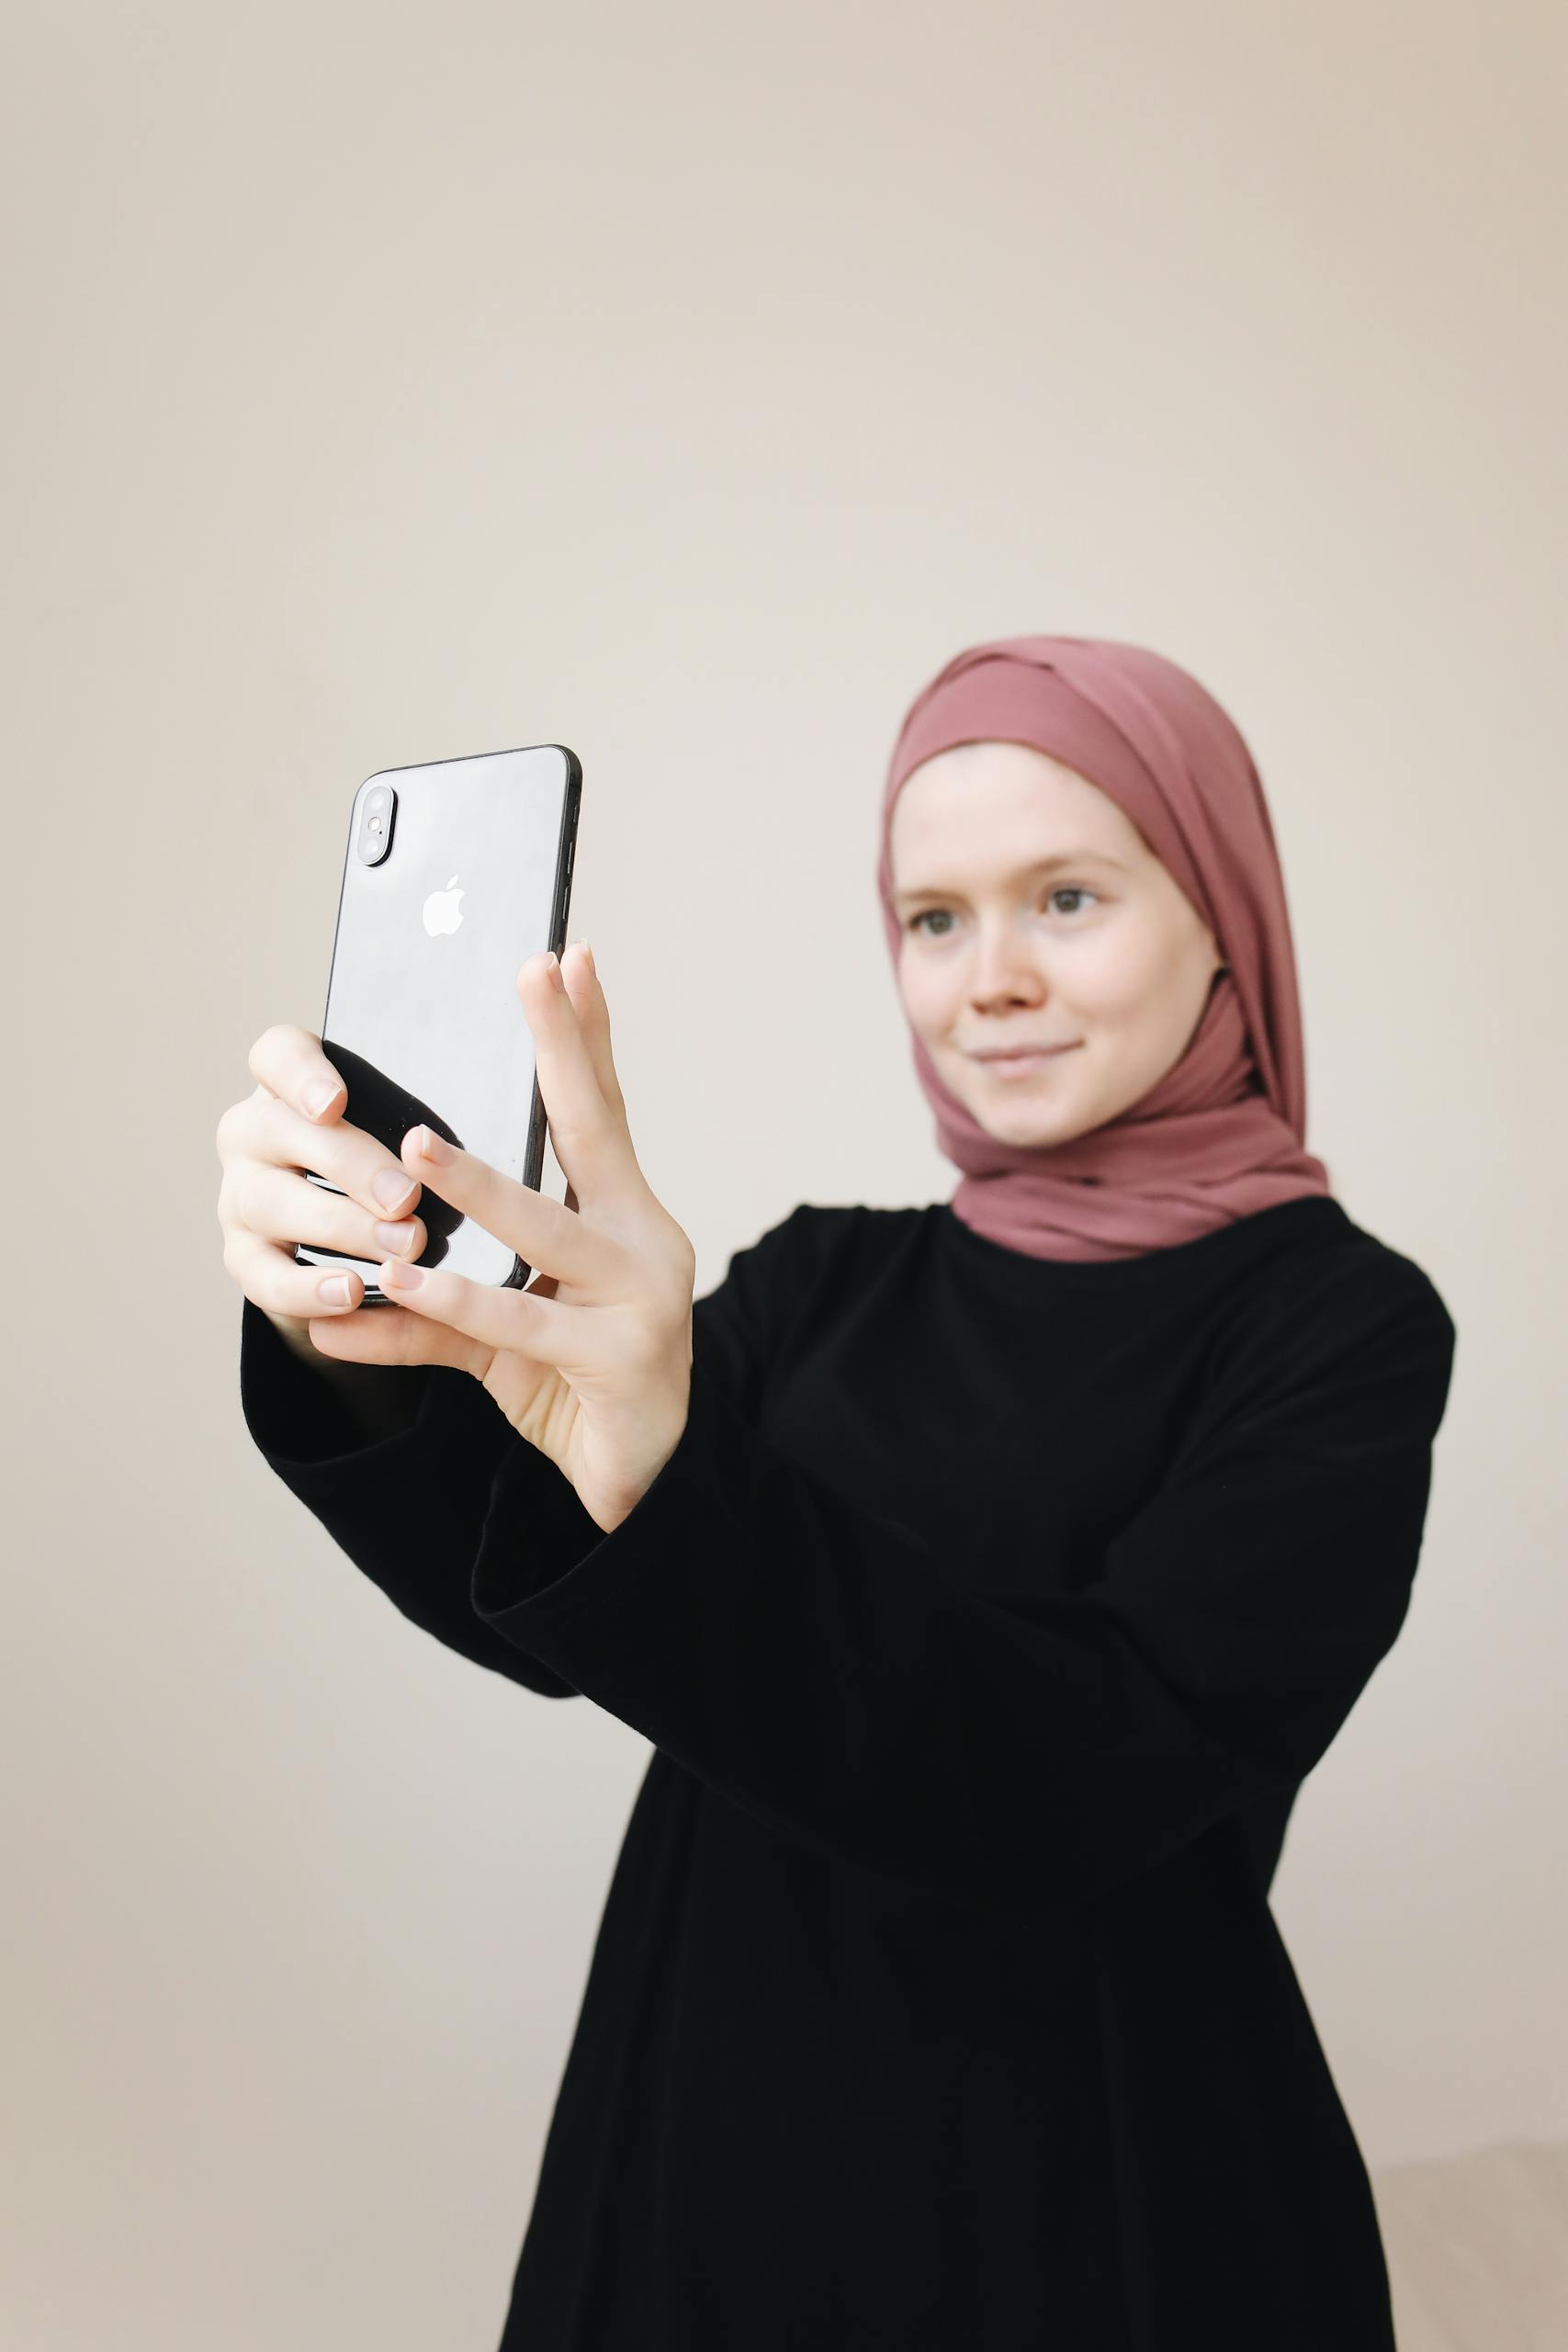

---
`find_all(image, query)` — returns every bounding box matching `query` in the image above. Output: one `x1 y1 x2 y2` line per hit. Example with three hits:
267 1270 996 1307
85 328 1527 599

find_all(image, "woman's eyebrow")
891 851 1131 905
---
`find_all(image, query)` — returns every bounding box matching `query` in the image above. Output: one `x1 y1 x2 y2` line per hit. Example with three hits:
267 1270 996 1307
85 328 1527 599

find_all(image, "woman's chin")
970 1097 1082 1148
936 1055 1104 1148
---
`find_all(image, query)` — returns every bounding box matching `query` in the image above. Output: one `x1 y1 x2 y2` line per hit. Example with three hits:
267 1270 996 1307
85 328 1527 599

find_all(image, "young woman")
218 633 1458 2350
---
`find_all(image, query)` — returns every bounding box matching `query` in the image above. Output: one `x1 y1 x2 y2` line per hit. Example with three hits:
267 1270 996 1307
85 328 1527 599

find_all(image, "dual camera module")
356 781 398 867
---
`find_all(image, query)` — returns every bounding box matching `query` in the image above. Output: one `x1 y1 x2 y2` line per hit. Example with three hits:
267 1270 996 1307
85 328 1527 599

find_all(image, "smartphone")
295 742 582 1301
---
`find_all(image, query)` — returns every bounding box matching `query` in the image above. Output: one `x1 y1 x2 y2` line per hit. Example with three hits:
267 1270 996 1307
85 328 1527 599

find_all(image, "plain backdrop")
3 3 1563 2346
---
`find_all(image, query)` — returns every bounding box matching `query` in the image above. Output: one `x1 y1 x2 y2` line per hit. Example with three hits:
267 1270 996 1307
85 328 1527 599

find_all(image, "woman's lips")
970 1045 1078 1079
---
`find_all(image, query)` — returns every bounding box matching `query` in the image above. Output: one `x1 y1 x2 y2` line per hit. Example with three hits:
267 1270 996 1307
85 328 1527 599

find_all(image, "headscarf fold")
875 634 1333 1261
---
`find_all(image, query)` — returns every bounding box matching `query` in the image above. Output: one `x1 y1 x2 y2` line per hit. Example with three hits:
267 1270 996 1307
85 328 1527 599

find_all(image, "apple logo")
423 873 465 937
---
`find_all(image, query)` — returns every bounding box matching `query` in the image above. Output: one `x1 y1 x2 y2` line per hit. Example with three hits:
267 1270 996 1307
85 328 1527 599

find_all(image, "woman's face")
889 741 1226 1149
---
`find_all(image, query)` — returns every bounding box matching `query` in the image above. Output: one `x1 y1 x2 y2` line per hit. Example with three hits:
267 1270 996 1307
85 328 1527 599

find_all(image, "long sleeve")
466 1245 1458 1903
240 1295 594 1698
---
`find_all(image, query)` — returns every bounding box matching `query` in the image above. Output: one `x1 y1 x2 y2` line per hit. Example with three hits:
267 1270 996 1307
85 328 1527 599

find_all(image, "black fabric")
239 1193 1457 2350
239 1299 592 1699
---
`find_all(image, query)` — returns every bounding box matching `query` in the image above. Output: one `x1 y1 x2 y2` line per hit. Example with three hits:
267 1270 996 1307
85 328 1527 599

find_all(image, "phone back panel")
296 743 581 1299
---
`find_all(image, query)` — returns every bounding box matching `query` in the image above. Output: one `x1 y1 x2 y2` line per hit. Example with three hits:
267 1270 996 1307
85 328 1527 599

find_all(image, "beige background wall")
4 3 1562 2346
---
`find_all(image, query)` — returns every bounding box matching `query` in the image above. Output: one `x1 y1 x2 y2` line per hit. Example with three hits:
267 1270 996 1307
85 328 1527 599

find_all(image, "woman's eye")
906 887 1097 938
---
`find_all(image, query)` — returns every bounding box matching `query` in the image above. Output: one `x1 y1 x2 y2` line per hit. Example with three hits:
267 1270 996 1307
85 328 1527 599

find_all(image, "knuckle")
263 1093 308 1165
345 1196 386 1253
226 1161 259 1231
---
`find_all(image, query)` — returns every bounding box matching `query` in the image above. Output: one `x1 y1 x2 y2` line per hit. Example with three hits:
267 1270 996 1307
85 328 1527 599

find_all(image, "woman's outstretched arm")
240 1294 591 1698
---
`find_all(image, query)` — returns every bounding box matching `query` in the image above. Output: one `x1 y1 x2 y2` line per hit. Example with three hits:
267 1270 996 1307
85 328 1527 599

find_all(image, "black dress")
239 1193 1457 2350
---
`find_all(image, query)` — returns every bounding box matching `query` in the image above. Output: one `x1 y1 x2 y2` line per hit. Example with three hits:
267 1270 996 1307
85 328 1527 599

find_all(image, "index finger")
246 1021 423 1218
248 1021 349 1123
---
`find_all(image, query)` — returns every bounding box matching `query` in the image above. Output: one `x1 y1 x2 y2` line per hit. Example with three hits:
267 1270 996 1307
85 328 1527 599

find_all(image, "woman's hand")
223 942 697 1534
217 1018 434 1370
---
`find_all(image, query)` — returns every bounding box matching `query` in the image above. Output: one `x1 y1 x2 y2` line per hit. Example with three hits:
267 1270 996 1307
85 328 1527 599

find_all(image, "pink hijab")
875 633 1333 1262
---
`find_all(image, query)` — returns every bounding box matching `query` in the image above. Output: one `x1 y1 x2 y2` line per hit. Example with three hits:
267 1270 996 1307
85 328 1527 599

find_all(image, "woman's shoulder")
1194 1204 1459 1453
693 1203 915 1416
722 1198 925 1272
704 1201 929 1341
1256 1201 1457 1354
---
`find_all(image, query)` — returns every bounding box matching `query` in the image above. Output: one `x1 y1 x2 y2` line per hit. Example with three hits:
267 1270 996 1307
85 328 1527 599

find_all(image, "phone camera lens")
355 779 397 866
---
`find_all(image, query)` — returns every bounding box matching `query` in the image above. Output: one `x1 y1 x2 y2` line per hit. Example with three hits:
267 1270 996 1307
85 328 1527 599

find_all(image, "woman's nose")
968 936 1044 1003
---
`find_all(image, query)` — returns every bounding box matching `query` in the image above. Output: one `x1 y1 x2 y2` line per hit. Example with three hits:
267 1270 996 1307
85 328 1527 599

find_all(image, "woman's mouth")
969 1045 1078 1080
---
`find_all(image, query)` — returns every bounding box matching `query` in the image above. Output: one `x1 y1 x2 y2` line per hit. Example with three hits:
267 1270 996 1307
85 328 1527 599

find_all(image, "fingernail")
374 1167 416 1209
305 1078 341 1117
318 1275 352 1306
381 1258 423 1290
570 938 594 976
412 1125 454 1163
544 951 565 992
373 1220 415 1254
